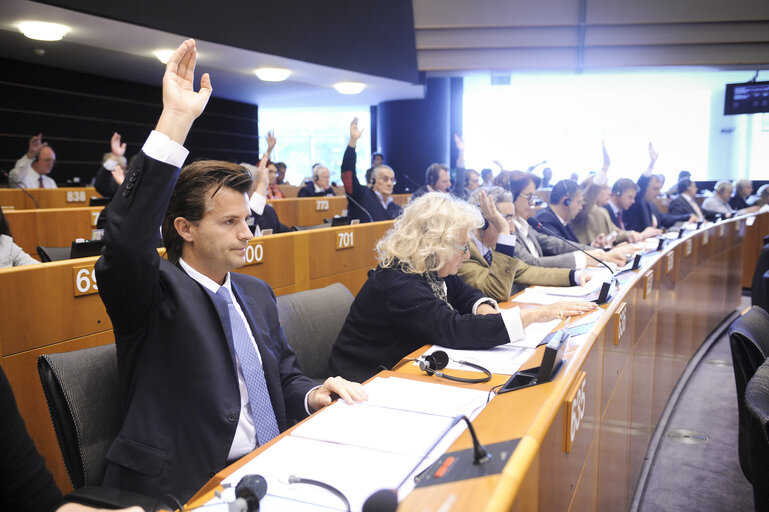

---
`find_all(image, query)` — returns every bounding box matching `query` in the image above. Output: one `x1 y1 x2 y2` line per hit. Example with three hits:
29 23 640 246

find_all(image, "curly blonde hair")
377 192 483 274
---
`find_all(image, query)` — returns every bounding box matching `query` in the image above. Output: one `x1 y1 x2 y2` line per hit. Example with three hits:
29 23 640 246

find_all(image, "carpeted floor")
632 297 754 512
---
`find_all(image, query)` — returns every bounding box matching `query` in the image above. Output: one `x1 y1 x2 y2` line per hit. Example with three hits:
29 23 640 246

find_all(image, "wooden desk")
0 187 102 209
188 215 756 512
4 207 103 256
266 196 348 227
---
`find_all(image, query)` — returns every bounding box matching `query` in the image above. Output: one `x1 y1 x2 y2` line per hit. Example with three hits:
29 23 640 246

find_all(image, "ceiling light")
18 21 70 41
254 67 291 82
153 49 175 64
333 82 366 95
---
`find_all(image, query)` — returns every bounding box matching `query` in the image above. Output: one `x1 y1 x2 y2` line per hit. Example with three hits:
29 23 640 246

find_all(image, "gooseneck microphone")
344 193 374 223
527 217 616 304
400 173 422 191
2 171 41 208
362 415 491 512
526 160 547 172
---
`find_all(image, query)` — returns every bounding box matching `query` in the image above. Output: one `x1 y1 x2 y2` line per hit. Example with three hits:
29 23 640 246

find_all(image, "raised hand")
454 133 465 152
349 117 364 145
156 39 212 144
648 142 659 164
266 130 277 152
110 132 126 157
602 141 610 171
478 190 509 235
27 133 46 159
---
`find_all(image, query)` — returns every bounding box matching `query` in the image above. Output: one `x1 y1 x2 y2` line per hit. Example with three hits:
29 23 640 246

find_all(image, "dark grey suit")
514 221 594 269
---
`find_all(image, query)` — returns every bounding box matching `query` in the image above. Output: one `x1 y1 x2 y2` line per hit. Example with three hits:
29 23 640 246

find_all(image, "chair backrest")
276 282 354 380
729 306 769 482
745 359 769 511
752 243 769 311
36 245 71 263
38 344 120 488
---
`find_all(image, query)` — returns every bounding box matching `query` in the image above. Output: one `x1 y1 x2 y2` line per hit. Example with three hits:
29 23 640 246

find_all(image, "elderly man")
342 118 402 223
298 164 335 197
702 180 760 218
10 133 57 188
730 179 753 210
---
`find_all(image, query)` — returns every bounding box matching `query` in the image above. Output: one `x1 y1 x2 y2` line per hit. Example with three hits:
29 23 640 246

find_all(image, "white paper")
423 343 534 375
362 376 489 418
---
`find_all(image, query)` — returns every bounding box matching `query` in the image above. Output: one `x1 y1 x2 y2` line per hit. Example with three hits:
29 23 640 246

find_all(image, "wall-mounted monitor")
724 81 769 115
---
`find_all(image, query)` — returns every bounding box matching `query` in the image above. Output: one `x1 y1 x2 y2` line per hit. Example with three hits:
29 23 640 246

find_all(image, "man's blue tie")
217 286 280 445
483 250 493 266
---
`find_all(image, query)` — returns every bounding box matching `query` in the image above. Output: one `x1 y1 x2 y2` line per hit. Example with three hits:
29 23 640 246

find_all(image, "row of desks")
189 213 760 512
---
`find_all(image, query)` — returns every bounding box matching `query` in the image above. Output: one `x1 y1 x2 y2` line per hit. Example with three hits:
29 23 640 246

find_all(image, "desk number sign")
643 270 654 299
66 190 87 203
336 231 354 250
73 265 98 296
702 230 709 246
614 302 627 346
685 238 693 257
244 240 264 266
315 199 330 211
90 211 101 227
666 252 674 274
564 371 587 453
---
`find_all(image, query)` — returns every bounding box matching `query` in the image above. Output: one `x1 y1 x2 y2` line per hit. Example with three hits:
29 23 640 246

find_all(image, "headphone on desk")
397 350 492 384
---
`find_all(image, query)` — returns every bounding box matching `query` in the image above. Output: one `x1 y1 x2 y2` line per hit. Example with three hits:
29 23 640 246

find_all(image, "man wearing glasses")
341 118 402 223
10 134 58 188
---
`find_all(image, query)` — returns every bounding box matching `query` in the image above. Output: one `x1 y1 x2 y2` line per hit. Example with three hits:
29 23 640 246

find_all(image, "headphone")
414 350 492 384
367 167 376 186
563 197 571 206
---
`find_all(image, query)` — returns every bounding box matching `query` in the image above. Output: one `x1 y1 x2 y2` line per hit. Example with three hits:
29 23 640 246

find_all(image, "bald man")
10 134 57 188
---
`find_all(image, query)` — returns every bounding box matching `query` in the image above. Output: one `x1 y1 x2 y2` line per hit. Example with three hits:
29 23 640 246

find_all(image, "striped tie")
217 287 280 445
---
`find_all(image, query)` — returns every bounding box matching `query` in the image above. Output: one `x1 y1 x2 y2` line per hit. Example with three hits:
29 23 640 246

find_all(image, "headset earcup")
431 351 449 371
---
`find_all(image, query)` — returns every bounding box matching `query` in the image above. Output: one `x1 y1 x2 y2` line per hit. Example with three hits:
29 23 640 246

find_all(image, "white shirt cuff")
472 297 498 314
142 130 189 168
594 170 608 187
249 192 267 215
305 385 321 414
500 306 525 343
496 233 516 246
573 251 587 269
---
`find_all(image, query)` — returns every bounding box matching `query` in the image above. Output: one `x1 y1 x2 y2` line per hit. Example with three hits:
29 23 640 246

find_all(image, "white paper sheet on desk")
215 436 423 512
644 238 661 251
527 267 611 298
363 376 489 418
290 401 456 457
423 343 533 375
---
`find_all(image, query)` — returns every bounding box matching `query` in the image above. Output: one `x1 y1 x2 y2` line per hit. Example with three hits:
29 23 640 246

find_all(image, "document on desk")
363 376 489 418
423 343 534 375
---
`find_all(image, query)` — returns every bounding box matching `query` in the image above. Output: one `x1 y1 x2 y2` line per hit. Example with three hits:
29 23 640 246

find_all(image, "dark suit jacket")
669 195 719 222
625 173 690 231
95 152 315 502
341 146 402 223
534 206 580 243
251 204 292 233
93 165 119 198
297 182 334 197
730 194 749 210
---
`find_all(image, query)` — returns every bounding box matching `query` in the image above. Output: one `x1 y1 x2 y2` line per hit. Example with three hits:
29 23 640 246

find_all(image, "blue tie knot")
217 286 233 304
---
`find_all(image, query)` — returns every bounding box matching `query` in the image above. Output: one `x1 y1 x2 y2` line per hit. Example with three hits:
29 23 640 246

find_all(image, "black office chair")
745 359 769 511
37 245 71 263
38 344 155 510
752 243 769 312
276 282 354 380
729 306 769 483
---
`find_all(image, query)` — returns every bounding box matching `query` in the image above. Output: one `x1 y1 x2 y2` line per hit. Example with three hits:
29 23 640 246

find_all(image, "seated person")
93 132 128 199
749 184 769 207
668 178 712 221
328 192 595 382
729 179 753 210
9 133 57 189
603 178 661 241
412 163 452 199
275 161 287 184
298 164 335 197
257 131 285 200
665 170 691 196
702 180 760 218
624 143 697 231
459 189 594 299
540 167 553 189
501 177 629 271
341 118 402 223
95 40 365 502
481 167 494 188
364 152 384 188
534 179 584 243
241 161 292 233
0 205 38 268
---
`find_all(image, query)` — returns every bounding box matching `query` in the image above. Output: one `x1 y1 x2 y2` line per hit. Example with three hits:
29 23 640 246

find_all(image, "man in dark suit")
297 165 335 197
411 162 451 199
668 178 710 221
95 40 365 502
534 179 583 243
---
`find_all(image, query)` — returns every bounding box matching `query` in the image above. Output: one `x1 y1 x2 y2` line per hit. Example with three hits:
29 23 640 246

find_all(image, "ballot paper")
362 376 489 418
423 343 534 375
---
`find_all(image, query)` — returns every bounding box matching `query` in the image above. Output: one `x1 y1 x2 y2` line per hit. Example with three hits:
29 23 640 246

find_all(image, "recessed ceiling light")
333 82 366 95
153 49 175 64
254 67 291 82
18 21 70 41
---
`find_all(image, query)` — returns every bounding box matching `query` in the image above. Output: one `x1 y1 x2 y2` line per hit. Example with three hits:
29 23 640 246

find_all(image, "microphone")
400 173 422 191
526 160 547 172
345 193 374 223
362 415 490 512
2 171 41 208
527 217 615 304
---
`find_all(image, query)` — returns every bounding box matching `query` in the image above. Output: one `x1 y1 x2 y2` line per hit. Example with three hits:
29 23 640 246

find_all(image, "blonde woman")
328 192 595 382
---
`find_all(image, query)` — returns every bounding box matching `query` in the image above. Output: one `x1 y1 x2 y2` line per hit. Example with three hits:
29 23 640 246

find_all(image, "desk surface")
187 215 754 512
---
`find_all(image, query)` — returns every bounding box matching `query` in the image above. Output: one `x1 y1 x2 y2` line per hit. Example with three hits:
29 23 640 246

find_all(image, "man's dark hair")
508 171 537 201
481 168 493 180
371 152 383 163
677 178 693 195
0 205 11 237
612 178 638 196
550 179 579 205
276 162 287 171
425 163 448 186
678 170 691 181
162 160 254 264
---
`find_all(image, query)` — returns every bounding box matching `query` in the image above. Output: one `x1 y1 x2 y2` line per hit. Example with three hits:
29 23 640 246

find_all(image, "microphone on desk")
344 193 374 223
400 173 422 192
362 414 491 512
1 171 41 209
526 217 615 304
